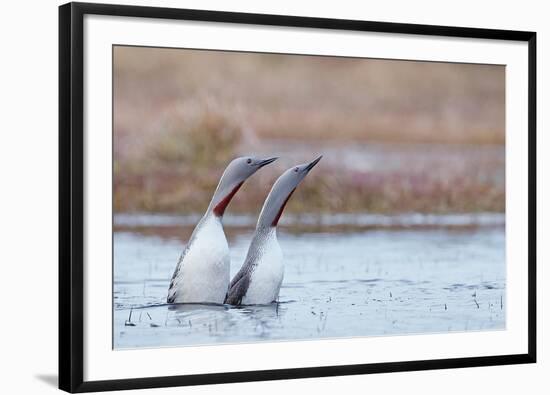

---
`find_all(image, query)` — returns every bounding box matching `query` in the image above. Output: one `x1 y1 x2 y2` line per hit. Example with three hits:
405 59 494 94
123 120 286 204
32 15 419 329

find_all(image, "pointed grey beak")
304 155 322 172
257 157 278 168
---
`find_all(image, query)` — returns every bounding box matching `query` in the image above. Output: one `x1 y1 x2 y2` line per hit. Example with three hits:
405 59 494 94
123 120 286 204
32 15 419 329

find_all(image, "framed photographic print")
59 2 536 392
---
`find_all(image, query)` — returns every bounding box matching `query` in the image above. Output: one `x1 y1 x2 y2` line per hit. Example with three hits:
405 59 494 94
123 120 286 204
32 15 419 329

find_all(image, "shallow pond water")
113 214 505 349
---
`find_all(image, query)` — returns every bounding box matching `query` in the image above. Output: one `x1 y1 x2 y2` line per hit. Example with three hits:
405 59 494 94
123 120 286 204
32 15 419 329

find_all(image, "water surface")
114 213 505 349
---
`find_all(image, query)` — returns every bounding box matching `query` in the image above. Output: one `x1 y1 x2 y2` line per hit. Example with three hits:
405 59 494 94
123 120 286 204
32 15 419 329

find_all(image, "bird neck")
207 180 244 218
256 187 296 231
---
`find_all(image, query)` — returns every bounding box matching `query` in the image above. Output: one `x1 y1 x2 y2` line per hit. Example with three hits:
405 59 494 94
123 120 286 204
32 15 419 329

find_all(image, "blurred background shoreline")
114 46 505 218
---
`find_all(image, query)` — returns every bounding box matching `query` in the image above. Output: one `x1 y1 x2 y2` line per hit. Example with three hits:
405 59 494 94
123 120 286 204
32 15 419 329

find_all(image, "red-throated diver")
225 155 322 305
167 156 278 304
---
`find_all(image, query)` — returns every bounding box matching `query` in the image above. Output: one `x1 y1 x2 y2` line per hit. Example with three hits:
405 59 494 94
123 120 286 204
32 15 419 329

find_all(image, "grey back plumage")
224 230 272 305
223 272 250 305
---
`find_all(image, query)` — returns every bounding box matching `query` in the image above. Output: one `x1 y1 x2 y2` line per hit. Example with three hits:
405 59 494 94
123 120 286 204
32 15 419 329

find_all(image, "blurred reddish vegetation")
114 46 505 215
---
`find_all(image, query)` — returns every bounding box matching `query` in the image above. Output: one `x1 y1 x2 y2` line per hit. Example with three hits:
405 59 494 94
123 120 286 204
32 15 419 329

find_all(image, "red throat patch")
271 188 296 227
213 182 244 217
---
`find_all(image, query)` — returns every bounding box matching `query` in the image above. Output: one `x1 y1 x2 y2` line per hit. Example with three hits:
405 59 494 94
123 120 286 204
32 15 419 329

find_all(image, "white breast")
171 215 230 304
242 231 284 305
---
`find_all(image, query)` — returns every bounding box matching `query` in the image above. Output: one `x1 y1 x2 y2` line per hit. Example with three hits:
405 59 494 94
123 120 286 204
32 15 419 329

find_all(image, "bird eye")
247 158 252 164
294 167 299 172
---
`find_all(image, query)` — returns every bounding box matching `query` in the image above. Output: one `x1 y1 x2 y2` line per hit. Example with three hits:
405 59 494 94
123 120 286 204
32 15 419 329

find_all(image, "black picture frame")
59 2 537 393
